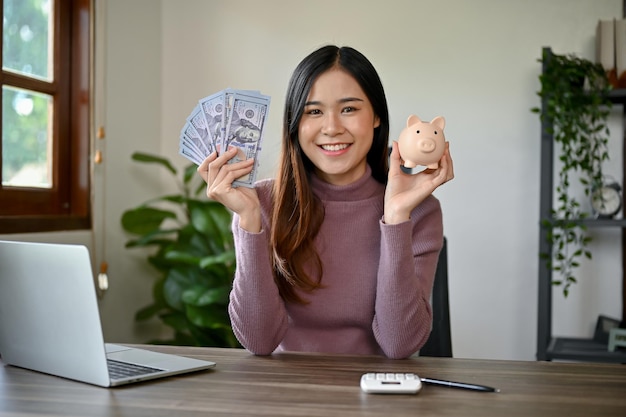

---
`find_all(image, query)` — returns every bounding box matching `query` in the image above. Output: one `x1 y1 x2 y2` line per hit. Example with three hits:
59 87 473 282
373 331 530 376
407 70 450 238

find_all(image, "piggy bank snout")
418 138 437 153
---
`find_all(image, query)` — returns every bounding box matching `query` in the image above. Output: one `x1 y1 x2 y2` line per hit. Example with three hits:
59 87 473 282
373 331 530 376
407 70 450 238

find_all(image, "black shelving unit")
536 47 626 363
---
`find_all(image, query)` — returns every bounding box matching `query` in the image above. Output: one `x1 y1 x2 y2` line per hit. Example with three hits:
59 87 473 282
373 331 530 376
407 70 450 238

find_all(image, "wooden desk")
1 345 625 416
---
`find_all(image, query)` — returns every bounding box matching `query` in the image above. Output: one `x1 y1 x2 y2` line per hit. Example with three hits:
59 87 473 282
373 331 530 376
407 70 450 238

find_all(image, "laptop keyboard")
107 359 164 379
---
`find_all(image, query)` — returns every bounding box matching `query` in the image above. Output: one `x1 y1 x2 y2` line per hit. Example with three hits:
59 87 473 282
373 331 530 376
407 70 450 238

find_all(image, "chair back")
419 237 452 357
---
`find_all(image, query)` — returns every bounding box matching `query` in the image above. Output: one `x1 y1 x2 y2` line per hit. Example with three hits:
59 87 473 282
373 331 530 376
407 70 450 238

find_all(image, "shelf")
582 218 626 227
536 47 626 364
547 337 626 363
541 218 626 227
608 88 626 104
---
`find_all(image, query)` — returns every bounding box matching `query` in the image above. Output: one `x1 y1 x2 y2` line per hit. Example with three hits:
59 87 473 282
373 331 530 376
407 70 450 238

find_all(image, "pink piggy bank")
397 115 446 170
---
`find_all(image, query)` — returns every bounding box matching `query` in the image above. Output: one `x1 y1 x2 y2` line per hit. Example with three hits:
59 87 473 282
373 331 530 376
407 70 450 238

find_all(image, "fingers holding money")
197 151 218 183
212 147 255 186
198 147 257 213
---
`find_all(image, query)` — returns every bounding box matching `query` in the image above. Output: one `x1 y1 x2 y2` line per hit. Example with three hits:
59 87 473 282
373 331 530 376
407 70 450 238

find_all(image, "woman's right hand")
197 146 262 233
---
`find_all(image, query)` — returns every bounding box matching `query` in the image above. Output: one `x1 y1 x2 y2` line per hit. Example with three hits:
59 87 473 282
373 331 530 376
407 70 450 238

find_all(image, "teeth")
321 143 349 151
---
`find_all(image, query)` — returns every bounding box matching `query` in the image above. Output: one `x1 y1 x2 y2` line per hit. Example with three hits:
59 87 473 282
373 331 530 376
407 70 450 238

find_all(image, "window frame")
0 0 92 234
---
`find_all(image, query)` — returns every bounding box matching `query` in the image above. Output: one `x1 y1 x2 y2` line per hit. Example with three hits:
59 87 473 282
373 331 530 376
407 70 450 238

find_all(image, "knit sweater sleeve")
227 181 288 355
373 195 443 359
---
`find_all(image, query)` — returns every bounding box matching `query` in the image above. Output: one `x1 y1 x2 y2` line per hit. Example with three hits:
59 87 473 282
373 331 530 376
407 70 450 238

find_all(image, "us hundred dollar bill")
187 104 214 155
181 121 208 158
223 92 270 188
199 92 226 153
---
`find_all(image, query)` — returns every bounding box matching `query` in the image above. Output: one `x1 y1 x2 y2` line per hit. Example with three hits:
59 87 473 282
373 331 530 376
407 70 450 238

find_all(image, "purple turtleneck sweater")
228 166 443 359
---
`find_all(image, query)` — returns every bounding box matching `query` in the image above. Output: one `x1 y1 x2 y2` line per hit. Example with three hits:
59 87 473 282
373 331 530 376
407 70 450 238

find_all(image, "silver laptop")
0 240 216 387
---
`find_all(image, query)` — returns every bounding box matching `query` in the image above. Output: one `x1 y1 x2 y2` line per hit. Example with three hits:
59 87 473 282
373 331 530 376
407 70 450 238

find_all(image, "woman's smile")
320 143 351 153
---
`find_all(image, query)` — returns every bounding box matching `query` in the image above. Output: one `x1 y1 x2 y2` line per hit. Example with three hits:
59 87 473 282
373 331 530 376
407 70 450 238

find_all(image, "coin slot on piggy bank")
397 115 446 174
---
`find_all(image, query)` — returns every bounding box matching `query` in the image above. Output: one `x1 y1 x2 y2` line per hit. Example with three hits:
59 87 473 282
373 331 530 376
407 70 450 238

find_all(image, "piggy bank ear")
430 116 445 130
407 115 422 126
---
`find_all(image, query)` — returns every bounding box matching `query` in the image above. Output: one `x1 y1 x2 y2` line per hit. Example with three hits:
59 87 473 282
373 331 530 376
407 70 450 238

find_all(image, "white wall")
2 0 622 361
159 0 626 360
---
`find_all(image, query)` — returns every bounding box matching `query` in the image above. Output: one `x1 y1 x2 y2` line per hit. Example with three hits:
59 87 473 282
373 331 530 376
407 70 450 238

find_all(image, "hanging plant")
532 48 612 297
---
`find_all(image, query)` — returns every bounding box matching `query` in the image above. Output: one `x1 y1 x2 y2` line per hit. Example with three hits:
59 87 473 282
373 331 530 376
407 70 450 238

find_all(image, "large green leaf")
164 250 203 266
184 164 199 186
121 207 177 235
199 250 235 269
135 303 163 321
124 227 177 248
189 200 230 235
182 285 230 307
208 204 234 240
163 268 194 311
160 194 186 205
125 236 174 250
194 180 207 196
185 304 230 329
132 152 177 175
160 311 191 331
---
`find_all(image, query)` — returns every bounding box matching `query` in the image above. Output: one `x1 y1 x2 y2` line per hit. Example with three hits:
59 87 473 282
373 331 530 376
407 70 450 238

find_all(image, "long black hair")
271 45 390 303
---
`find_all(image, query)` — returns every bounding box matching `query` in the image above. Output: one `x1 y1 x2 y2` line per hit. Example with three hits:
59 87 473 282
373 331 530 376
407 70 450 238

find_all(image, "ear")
373 114 381 129
430 116 445 130
407 115 422 126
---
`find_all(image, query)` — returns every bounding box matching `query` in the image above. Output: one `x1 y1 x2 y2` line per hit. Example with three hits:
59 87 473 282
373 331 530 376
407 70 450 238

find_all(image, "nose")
419 138 436 153
321 112 344 136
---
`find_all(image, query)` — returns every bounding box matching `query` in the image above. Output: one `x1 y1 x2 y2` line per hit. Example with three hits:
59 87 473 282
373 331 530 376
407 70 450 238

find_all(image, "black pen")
420 377 499 393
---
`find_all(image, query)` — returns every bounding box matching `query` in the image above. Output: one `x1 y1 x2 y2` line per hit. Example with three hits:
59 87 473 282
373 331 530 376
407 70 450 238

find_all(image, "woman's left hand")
383 141 454 224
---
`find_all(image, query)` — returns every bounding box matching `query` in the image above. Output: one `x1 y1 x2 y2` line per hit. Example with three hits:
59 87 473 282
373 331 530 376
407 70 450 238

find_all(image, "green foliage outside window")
2 0 51 186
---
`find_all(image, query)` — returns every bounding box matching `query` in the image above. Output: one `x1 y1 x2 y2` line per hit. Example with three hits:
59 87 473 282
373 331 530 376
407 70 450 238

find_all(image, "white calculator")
360 372 423 394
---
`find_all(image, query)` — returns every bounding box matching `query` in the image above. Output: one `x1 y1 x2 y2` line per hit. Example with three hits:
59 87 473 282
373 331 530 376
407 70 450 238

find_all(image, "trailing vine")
532 49 612 297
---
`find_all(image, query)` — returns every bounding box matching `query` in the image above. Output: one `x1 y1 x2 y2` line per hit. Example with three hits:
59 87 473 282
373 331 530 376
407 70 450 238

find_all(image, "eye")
306 108 322 115
416 130 420 134
434 131 438 134
342 106 356 113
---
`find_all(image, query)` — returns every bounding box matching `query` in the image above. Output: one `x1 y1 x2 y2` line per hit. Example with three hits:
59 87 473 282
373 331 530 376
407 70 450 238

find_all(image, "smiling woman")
197 45 454 359
0 0 91 233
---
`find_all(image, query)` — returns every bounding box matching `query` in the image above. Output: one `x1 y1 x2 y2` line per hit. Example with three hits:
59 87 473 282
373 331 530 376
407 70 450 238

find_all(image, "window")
0 0 91 233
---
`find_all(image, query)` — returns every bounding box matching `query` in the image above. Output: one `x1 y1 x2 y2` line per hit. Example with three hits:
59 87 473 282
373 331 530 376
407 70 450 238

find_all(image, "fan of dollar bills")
179 88 271 188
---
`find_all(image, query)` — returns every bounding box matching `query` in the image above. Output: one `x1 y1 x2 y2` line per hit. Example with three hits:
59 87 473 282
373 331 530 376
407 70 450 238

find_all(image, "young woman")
198 45 454 359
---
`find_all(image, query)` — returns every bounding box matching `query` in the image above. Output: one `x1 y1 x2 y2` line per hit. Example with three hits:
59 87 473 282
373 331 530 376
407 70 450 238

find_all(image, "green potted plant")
532 48 613 297
121 152 240 347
